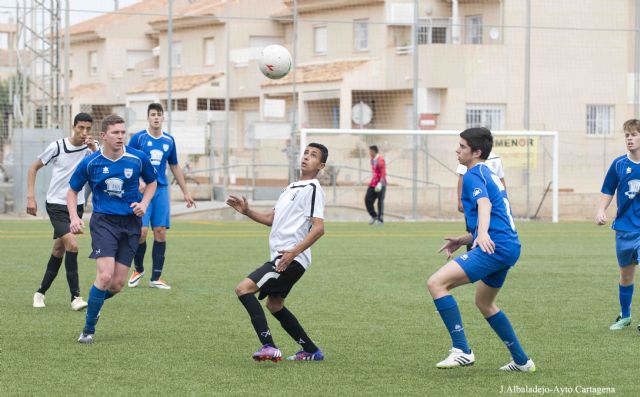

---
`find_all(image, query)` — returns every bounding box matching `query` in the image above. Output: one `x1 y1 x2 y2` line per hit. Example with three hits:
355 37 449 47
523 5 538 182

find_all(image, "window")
586 105 614 136
126 50 152 70
354 19 368 51
89 51 98 76
314 26 327 54
204 38 215 65
418 18 450 44
466 104 505 130
0 33 8 49
465 15 483 44
172 41 182 68
162 98 188 111
197 98 225 111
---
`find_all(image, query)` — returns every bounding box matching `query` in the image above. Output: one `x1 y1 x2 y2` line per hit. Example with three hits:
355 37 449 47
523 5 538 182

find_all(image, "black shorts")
89 213 141 267
46 202 84 239
247 258 306 300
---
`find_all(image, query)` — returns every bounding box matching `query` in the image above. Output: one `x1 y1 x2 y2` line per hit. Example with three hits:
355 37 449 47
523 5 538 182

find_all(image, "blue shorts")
615 231 640 267
454 241 521 288
89 213 141 267
142 185 171 229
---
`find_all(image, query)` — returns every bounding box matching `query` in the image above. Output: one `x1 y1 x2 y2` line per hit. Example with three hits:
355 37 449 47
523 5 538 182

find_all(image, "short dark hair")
308 142 328 163
73 112 93 126
148 102 164 116
624 119 640 134
460 127 493 160
101 114 125 132
369 145 379 154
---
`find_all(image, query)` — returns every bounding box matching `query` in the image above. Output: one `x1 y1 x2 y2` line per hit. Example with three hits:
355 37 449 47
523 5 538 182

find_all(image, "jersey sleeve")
304 183 325 219
140 154 158 184
69 157 89 192
463 170 489 203
128 133 139 150
492 158 505 179
601 160 618 195
167 136 178 165
456 164 467 176
38 140 60 166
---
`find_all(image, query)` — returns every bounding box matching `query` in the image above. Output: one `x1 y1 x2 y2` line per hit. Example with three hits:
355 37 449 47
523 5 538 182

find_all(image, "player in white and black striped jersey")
27 113 97 311
227 143 328 362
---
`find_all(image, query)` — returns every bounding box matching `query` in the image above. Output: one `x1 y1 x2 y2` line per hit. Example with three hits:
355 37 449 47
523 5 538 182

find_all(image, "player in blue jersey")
67 114 157 344
127 103 195 290
596 119 640 331
426 127 535 372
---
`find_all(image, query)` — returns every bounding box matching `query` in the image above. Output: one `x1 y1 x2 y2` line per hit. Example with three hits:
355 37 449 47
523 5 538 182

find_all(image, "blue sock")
104 290 115 300
486 311 529 365
150 241 166 282
620 284 634 318
433 295 471 354
84 285 106 334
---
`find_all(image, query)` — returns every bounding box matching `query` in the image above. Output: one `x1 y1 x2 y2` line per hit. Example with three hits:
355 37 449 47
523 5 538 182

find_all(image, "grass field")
0 220 634 396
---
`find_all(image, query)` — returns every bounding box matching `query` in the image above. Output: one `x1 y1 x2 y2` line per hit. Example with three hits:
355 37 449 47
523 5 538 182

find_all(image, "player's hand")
276 250 297 272
438 236 463 259
472 232 495 254
457 202 464 213
26 197 37 216
70 216 84 234
226 195 249 215
85 137 97 152
184 192 196 208
130 201 148 217
595 211 607 225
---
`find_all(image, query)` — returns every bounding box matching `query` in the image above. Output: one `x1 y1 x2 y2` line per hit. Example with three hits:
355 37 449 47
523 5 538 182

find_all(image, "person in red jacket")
365 145 387 225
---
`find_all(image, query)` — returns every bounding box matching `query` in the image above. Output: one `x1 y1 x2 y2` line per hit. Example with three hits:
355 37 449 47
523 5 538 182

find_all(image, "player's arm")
472 197 495 254
67 188 84 234
276 217 325 272
169 163 195 208
226 195 274 226
596 193 614 225
132 180 157 217
456 175 464 213
26 159 45 216
438 233 473 259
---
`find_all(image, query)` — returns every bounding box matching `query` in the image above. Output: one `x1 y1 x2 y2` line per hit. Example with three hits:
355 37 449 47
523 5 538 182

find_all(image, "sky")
0 0 141 25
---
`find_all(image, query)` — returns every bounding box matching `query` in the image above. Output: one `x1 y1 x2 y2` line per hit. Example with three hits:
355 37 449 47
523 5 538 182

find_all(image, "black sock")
37 255 63 294
272 307 318 353
64 252 80 300
150 241 166 281
238 293 275 347
134 241 147 273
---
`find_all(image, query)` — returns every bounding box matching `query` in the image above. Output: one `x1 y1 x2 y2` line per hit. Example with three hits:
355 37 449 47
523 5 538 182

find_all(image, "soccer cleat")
499 359 536 372
252 345 282 362
128 271 145 288
77 332 94 344
149 279 171 290
71 296 88 311
436 348 475 369
33 292 45 308
609 315 631 330
287 349 325 361
369 217 377 225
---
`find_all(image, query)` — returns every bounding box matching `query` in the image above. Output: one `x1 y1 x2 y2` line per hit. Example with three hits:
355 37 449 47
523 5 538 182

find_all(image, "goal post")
301 128 559 223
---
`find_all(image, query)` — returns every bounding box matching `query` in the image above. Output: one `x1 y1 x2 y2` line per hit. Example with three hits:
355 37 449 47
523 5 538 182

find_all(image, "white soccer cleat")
71 296 88 311
499 359 536 372
33 292 45 308
128 271 145 288
149 279 171 290
436 347 475 368
77 332 94 344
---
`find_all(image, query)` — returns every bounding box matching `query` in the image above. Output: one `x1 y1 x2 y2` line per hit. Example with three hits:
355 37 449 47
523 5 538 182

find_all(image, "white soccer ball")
258 44 292 80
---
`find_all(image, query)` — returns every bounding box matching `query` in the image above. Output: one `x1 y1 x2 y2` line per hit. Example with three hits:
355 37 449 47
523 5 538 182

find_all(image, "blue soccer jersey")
601 154 640 232
128 130 178 186
461 163 519 244
69 147 157 216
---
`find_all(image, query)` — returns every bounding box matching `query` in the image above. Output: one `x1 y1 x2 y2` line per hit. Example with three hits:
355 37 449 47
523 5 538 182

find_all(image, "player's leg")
236 263 281 362
475 280 535 372
129 226 149 288
34 238 65 308
149 186 170 288
79 256 116 343
59 231 87 310
427 260 474 368
376 185 386 224
610 231 637 329
267 297 323 361
364 187 377 224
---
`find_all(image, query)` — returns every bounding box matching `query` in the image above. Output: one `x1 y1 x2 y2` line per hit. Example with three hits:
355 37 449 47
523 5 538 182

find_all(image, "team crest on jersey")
625 179 640 199
124 168 133 179
627 167 633 174
150 149 163 166
163 144 169 152
473 188 482 197
102 166 109 174
104 177 124 198
147 141 153 147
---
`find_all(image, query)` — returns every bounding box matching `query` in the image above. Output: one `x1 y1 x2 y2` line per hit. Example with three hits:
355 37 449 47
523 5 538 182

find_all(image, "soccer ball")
258 44 292 80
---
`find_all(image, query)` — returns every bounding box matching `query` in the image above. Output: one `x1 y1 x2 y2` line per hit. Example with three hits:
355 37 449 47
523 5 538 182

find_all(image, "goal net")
301 128 558 223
